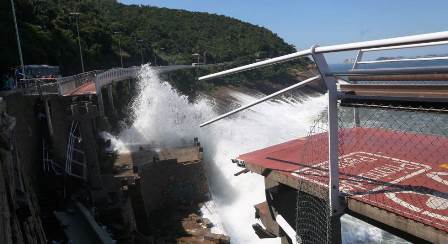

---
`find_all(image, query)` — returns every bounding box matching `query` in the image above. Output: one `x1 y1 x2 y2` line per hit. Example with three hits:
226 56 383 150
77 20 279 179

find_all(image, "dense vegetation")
1 0 311 93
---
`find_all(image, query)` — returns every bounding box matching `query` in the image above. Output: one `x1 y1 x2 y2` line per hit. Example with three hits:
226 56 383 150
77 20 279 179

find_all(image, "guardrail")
94 67 139 88
17 78 59 95
57 70 102 95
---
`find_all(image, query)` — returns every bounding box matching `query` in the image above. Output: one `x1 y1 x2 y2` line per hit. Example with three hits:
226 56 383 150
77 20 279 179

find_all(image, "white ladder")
64 120 87 180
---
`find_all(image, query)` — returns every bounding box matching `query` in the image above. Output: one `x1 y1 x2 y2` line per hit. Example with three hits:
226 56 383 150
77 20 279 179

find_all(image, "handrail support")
311 47 345 216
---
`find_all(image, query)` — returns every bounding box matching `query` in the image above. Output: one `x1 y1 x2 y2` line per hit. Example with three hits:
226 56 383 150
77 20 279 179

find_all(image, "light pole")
114 31 123 68
192 53 200 64
159 47 165 65
70 12 85 72
154 47 164 66
10 0 24 75
138 39 144 65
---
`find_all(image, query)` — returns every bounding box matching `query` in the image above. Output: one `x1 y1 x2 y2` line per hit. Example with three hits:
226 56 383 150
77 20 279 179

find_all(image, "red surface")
63 81 96 96
238 128 448 232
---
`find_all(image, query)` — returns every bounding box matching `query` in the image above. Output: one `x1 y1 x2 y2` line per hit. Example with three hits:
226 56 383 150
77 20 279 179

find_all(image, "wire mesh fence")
293 102 448 243
293 112 334 244
338 104 448 233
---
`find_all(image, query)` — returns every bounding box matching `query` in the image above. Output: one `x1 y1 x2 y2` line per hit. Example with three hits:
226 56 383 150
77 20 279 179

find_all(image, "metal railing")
57 70 101 95
17 78 59 95
94 67 139 88
65 120 87 180
197 31 448 242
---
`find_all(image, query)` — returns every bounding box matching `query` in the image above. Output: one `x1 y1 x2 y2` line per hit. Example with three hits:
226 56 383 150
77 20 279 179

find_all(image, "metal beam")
331 65 448 76
198 49 311 81
311 51 344 216
349 73 448 81
199 75 321 127
361 40 448 52
351 51 363 127
357 56 448 65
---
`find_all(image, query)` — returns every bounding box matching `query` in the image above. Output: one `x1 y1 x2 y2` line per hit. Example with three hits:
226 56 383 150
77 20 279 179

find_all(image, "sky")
119 0 448 63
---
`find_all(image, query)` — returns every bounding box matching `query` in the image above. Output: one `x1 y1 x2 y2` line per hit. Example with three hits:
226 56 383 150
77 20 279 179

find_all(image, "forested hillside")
1 0 307 76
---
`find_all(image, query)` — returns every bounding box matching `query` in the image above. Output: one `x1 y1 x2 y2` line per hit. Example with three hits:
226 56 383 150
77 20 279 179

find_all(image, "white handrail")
357 56 448 65
200 75 321 127
361 39 448 52
199 31 448 81
199 49 311 80
315 31 448 53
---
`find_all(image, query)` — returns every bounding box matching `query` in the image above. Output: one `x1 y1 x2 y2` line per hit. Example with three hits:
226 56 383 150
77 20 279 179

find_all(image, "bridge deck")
238 127 448 242
62 81 96 96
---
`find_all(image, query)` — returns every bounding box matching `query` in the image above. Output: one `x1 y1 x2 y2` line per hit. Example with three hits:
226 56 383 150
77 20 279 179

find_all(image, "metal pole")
351 50 363 127
154 48 157 66
312 50 343 216
200 75 320 127
138 40 144 65
141 48 144 64
114 32 123 67
95 75 104 116
107 84 115 113
276 215 299 244
118 37 123 68
71 12 84 72
44 98 54 136
10 0 25 75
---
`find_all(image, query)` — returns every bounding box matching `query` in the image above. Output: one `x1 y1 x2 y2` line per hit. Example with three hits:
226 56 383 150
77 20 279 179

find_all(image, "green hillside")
1 0 307 76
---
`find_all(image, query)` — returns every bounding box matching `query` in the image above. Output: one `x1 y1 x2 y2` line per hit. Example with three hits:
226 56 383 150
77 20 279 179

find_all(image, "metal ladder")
64 120 87 180
42 138 62 175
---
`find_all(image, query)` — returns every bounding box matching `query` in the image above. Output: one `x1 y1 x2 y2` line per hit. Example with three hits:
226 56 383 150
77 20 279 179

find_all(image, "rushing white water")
113 65 407 243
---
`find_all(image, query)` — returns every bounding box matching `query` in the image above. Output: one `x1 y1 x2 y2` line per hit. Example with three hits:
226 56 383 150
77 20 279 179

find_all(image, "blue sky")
119 0 448 63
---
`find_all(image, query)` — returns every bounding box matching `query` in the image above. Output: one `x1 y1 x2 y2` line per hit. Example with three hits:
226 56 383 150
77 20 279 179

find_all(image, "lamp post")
70 12 85 72
114 31 123 68
192 53 200 64
159 47 165 65
154 47 165 66
10 0 24 75
138 39 144 65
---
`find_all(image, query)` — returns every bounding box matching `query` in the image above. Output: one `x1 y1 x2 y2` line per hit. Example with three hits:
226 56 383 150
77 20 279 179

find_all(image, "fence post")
107 84 115 114
95 74 104 116
311 47 344 215
352 50 363 127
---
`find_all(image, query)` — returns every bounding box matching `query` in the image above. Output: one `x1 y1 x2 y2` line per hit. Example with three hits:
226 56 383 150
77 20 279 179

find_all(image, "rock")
202 218 213 228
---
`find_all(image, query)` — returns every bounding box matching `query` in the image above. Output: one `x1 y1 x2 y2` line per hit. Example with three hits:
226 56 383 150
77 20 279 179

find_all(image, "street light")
9 0 25 75
114 31 123 68
137 39 144 65
154 47 165 66
70 12 85 72
192 53 200 64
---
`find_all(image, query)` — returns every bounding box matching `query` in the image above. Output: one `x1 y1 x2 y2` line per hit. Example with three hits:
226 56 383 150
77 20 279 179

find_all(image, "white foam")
113 65 407 244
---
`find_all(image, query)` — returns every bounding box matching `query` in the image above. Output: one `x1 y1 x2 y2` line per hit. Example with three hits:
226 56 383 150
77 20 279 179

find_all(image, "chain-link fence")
338 104 448 234
292 102 448 243
293 112 334 244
